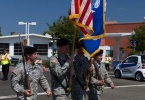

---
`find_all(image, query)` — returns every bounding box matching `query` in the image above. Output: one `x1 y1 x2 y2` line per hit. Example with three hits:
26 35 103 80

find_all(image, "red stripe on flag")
69 0 93 36
78 0 91 23
86 13 92 26
80 27 87 35
74 0 79 14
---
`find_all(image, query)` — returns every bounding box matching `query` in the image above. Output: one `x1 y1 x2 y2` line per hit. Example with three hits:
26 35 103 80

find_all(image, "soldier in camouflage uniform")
87 49 115 100
49 38 73 100
71 42 89 100
10 46 51 100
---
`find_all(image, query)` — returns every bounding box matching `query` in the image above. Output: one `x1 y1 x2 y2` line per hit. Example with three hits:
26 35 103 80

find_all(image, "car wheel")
114 70 121 78
135 72 143 81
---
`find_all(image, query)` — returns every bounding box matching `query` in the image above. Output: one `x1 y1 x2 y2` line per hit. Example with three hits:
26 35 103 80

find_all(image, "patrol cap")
57 38 69 47
94 49 103 57
24 46 37 54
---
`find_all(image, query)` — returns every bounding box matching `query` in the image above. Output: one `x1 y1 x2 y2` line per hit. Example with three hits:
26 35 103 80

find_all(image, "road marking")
1 84 145 99
104 84 145 89
0 92 47 99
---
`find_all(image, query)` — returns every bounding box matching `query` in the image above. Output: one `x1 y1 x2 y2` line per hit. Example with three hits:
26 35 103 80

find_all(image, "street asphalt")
0 66 145 100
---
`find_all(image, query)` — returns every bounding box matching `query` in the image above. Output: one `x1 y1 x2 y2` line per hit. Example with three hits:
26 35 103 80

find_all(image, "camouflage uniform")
49 54 70 100
71 55 89 100
11 63 50 100
88 63 113 100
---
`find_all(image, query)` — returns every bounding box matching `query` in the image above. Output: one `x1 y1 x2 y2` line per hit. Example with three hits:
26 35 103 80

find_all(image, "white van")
114 55 145 81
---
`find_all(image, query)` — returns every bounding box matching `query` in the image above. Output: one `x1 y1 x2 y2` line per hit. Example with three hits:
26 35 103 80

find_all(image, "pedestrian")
1 48 11 81
49 38 73 100
10 46 51 100
87 49 115 100
71 42 89 100
105 54 111 71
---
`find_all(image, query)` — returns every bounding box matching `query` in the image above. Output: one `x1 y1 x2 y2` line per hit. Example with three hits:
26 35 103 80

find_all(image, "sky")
0 0 145 36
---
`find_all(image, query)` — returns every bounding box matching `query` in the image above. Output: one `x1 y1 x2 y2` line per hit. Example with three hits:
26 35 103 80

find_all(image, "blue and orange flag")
69 0 106 57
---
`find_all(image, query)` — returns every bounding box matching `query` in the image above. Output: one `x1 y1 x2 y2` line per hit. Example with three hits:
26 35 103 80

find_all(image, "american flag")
69 0 94 36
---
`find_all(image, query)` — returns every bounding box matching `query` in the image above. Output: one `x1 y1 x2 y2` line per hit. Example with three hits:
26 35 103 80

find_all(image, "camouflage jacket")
49 54 70 95
90 62 113 93
73 55 89 85
10 63 50 100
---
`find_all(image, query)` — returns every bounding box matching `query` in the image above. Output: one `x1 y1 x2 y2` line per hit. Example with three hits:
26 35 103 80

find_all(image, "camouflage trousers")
52 92 72 100
17 95 37 100
71 80 87 100
87 83 100 100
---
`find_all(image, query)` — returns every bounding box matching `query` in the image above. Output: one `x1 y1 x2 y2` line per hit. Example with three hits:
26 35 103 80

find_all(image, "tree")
46 16 80 48
129 23 145 54
0 26 2 36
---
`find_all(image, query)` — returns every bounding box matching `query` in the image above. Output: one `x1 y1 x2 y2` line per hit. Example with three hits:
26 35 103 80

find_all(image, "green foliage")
0 33 2 36
134 24 145 52
43 31 51 35
128 49 140 56
129 24 145 53
46 16 81 50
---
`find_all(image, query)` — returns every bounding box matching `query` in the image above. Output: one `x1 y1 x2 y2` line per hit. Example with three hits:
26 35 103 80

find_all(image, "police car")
114 55 145 81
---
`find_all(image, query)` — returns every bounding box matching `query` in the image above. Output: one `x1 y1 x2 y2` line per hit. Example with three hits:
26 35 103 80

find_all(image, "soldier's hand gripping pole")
67 28 76 92
86 57 103 87
87 57 94 81
19 35 31 90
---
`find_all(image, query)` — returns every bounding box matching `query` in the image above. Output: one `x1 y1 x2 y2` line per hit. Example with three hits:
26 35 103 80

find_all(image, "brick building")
101 21 145 62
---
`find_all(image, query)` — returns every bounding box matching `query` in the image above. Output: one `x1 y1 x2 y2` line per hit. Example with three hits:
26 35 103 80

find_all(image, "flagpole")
68 27 76 91
103 0 106 24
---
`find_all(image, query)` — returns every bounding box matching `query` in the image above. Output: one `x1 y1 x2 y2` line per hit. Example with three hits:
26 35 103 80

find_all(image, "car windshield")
141 55 145 63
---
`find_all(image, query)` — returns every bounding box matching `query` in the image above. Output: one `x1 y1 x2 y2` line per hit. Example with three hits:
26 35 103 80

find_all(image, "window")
141 55 145 63
0 43 9 54
123 57 138 64
14 43 22 55
49 42 53 47
34 44 48 55
106 50 113 57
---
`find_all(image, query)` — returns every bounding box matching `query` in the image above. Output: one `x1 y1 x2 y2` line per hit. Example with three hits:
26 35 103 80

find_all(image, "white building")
0 34 53 60
0 32 134 62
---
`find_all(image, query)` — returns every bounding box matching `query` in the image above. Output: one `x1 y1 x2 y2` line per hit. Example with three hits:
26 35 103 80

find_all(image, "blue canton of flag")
80 0 106 57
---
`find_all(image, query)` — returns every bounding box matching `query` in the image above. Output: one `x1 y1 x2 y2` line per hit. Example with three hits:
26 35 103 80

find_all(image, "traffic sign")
23 38 27 45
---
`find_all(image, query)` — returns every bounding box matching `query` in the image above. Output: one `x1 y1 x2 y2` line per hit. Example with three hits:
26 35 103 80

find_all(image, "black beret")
94 49 103 57
24 46 37 54
57 38 69 47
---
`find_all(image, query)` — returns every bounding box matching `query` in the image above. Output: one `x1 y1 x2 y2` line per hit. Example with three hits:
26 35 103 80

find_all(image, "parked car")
114 55 145 81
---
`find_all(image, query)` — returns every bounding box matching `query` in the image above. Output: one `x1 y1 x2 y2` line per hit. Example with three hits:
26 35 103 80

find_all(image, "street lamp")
18 22 27 39
27 22 37 45
18 21 37 45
